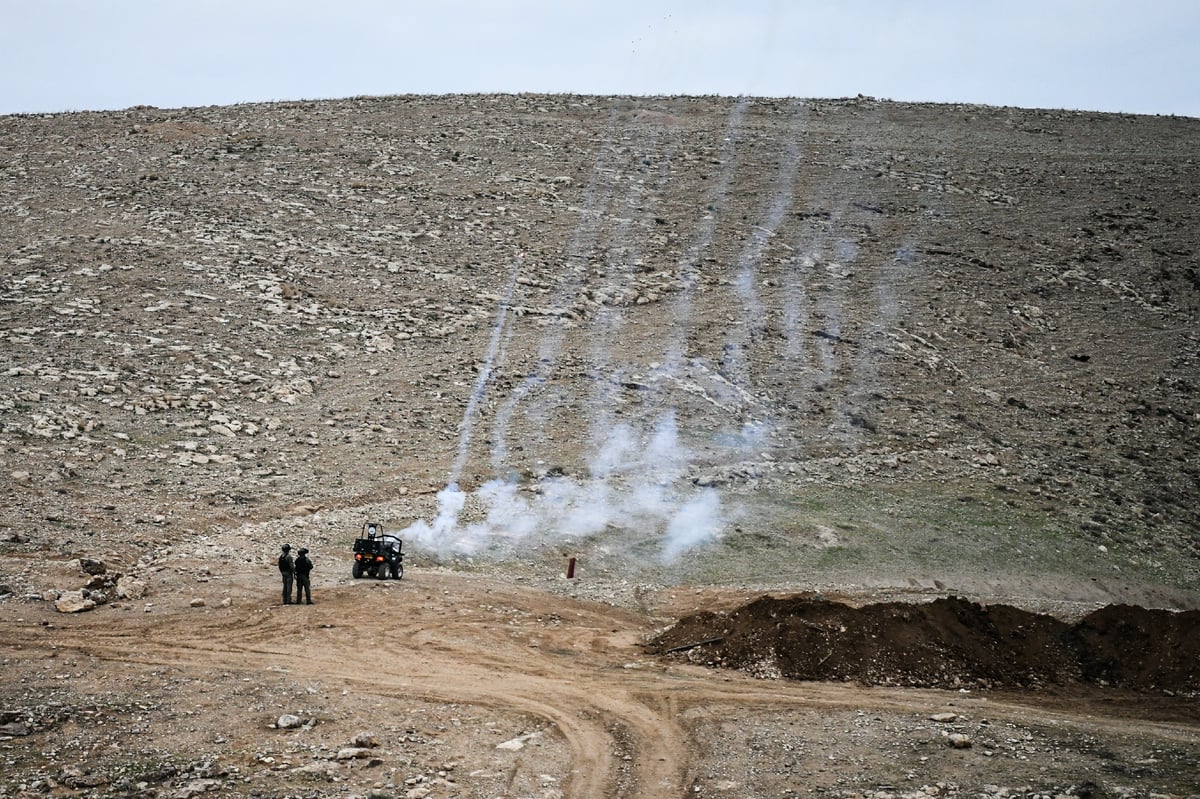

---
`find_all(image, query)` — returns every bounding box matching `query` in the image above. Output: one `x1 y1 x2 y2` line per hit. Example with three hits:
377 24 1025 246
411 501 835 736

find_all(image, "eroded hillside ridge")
1 95 1198 591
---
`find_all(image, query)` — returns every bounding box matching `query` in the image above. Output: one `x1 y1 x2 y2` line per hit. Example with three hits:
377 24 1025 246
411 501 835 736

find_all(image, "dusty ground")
2 94 1199 797
3 554 1199 799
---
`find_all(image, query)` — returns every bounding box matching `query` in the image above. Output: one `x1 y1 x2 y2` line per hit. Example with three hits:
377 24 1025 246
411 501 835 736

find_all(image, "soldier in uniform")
278 543 295 604
294 547 314 605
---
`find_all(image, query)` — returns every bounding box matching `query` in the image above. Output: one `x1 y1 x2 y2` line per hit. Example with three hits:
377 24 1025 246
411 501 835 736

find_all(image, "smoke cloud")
403 411 724 563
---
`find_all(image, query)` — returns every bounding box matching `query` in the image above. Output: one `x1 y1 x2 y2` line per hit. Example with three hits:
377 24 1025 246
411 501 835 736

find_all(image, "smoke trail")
851 239 918 381
773 99 936 454
661 96 750 374
661 488 723 563
403 253 524 555
584 129 679 447
769 102 884 441
405 104 728 564
407 101 790 565
447 252 525 487
490 105 629 471
779 253 813 360
720 99 806 397
403 483 468 555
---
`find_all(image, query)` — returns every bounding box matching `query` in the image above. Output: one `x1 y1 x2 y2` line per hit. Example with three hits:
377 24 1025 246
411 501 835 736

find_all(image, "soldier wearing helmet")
278 543 295 604
294 547 314 605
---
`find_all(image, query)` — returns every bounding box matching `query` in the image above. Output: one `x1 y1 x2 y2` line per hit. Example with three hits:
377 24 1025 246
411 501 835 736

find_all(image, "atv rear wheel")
352 560 364 579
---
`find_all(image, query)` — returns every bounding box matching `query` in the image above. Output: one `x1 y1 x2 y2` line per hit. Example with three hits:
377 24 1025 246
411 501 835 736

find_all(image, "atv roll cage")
352 521 404 580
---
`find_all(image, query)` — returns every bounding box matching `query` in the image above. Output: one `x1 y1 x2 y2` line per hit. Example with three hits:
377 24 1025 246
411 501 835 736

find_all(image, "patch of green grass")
812 541 871 570
650 480 1198 592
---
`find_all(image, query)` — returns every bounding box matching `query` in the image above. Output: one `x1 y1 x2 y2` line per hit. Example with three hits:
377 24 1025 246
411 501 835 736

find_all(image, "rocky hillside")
2 94 1198 601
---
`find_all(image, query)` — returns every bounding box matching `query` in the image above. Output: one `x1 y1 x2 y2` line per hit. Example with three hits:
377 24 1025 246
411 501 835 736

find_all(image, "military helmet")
282 543 291 551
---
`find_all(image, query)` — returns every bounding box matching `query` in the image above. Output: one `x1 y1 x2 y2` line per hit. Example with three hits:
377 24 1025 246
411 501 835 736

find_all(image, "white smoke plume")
661 488 724 564
404 100 816 566
403 411 725 563
402 483 468 553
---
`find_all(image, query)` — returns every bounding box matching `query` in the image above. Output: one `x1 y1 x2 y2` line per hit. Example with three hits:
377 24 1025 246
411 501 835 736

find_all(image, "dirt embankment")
651 595 1200 692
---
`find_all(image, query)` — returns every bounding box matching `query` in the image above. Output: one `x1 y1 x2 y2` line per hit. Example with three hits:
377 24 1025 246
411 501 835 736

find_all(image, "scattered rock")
54 590 96 613
496 731 541 751
352 730 379 748
0 721 32 736
170 778 223 798
116 575 147 599
63 770 108 789
79 557 107 575
292 761 339 779
276 714 303 730
336 746 374 760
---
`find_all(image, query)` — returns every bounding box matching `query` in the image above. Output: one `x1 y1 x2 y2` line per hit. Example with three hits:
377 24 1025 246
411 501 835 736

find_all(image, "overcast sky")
2 0 1197 118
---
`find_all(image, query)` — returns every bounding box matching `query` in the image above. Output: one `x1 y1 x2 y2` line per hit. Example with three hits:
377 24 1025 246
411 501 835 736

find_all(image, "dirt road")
4 563 1198 798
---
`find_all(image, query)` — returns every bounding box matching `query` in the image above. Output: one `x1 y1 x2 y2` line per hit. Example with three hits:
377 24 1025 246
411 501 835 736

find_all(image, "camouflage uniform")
294 548 313 605
278 544 295 604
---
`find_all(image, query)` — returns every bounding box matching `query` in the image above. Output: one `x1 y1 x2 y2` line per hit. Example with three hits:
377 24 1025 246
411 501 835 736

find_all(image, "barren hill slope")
3 94 1197 598
3 94 1200 799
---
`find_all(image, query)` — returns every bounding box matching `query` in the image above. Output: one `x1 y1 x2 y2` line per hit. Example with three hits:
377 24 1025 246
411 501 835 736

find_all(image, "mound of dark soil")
650 595 1200 692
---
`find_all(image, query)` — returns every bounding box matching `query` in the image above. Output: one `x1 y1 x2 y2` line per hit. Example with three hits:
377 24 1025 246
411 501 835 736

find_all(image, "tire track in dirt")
8 571 1198 797
8 574 693 798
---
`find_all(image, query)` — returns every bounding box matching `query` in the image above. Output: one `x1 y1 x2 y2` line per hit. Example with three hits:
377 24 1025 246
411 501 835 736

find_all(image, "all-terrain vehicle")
352 521 404 580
